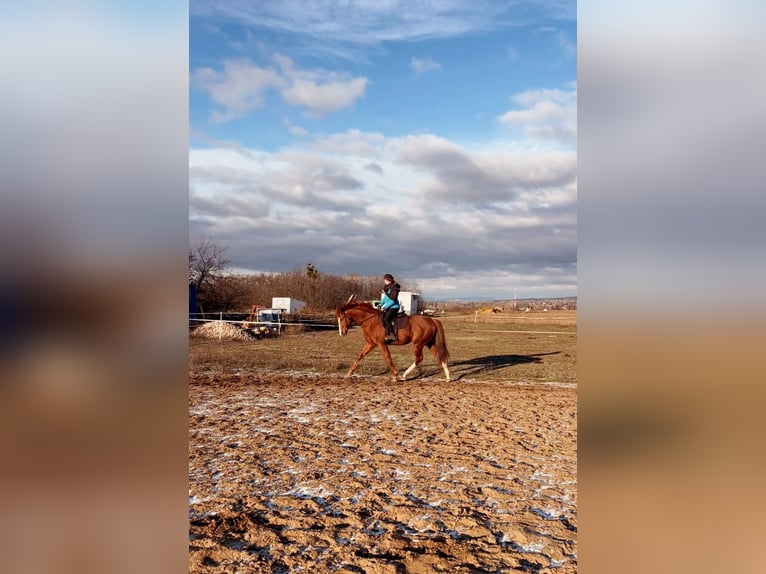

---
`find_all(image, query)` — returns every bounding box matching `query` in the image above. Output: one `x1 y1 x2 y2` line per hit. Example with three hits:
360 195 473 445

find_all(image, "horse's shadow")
448 352 560 380
368 352 562 381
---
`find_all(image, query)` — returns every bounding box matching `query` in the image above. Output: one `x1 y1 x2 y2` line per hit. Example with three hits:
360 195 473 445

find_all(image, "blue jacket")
380 283 400 310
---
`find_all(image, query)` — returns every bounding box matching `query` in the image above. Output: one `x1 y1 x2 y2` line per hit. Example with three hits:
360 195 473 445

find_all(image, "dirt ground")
189 311 577 573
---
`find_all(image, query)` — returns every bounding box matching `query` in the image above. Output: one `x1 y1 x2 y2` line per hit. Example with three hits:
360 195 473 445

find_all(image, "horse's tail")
433 319 450 364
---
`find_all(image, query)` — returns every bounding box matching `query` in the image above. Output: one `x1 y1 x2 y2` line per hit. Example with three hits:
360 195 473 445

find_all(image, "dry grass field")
189 310 577 573
189 310 576 385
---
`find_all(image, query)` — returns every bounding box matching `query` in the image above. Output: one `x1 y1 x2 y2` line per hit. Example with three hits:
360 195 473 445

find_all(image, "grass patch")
189 311 576 384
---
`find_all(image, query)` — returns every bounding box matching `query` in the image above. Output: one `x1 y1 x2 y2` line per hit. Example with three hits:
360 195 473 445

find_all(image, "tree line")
188 240 576 315
189 240 419 313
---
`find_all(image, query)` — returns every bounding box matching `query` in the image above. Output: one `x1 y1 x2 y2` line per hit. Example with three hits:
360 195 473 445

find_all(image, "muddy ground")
189 371 576 573
189 312 577 572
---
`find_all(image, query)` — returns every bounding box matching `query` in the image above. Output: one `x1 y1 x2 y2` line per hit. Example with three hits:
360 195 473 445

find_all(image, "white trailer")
271 297 306 314
397 291 420 315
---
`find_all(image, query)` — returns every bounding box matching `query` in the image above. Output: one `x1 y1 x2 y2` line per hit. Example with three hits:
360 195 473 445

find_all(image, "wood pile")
191 321 257 340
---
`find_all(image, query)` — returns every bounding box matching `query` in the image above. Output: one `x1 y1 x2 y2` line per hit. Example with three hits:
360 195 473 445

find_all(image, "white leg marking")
442 362 451 382
403 362 417 379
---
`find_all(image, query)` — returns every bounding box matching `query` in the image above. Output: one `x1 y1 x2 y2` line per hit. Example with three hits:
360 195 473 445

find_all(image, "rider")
380 273 401 343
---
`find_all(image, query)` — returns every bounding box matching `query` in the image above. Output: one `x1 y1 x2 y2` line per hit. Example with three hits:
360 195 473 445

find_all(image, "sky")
189 0 576 301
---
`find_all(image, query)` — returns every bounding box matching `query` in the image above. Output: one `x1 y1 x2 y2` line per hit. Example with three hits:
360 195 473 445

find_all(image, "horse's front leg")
377 343 401 382
346 341 375 377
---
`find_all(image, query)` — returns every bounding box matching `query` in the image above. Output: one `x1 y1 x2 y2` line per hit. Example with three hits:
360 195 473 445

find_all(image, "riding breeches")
382 308 398 333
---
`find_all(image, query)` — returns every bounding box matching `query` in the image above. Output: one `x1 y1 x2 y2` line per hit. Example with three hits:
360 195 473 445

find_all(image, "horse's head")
335 294 358 336
336 305 352 336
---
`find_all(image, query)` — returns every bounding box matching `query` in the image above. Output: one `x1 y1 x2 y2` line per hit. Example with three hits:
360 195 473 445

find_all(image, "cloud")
287 123 309 137
282 76 368 116
532 25 576 61
410 57 442 76
190 124 577 298
306 129 387 156
191 60 284 122
498 86 577 146
557 30 576 59
192 54 368 121
365 162 384 175
189 187 271 219
388 134 576 204
274 53 368 116
191 1 575 61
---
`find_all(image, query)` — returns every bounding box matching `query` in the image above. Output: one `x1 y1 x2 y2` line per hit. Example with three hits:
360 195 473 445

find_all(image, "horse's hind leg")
402 344 425 380
346 341 375 377
428 346 451 382
441 362 451 382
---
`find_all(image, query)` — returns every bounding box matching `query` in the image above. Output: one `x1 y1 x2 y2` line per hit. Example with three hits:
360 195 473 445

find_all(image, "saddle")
381 310 408 342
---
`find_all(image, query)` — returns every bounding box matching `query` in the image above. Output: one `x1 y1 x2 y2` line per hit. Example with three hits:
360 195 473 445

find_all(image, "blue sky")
189 1 576 300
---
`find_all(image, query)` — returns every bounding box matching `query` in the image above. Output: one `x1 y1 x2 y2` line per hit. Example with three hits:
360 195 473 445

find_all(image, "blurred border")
579 2 766 572
0 3 188 573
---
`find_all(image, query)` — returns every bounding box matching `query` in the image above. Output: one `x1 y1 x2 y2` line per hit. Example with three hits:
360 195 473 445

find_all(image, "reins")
343 305 380 327
356 313 378 326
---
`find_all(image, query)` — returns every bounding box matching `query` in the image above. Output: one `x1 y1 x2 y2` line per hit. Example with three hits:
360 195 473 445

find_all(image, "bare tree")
189 239 230 294
305 261 319 280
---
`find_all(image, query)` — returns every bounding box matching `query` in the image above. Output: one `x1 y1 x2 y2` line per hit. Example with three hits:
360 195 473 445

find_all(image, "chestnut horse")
336 298 451 382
